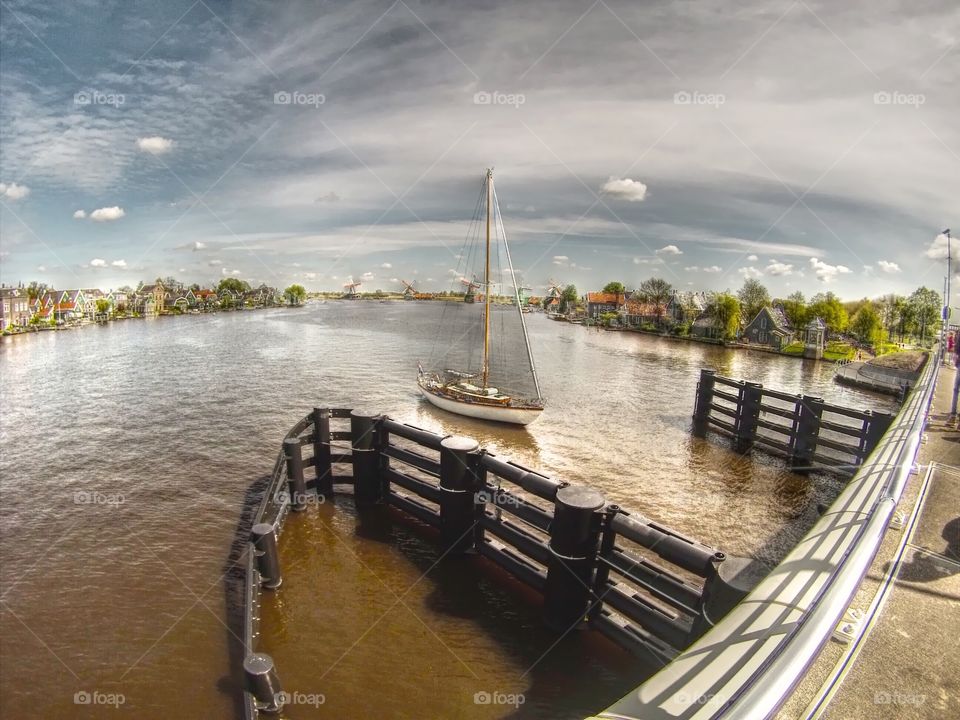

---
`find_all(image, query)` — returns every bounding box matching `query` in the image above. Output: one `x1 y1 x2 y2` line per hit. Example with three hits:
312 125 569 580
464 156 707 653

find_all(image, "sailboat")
417 169 544 425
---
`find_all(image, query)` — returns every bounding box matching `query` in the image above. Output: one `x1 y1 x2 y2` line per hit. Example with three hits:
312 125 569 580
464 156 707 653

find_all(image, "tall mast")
482 168 492 387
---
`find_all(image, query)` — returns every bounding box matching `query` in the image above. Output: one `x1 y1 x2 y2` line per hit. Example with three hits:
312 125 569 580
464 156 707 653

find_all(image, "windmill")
342 279 361 299
546 279 562 299
400 279 416 299
460 276 480 304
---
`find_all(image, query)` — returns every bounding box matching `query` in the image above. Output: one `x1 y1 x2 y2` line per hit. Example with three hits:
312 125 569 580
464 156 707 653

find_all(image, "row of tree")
594 276 944 345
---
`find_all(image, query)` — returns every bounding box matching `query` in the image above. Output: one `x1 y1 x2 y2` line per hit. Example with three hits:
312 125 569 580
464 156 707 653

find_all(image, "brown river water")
0 303 897 719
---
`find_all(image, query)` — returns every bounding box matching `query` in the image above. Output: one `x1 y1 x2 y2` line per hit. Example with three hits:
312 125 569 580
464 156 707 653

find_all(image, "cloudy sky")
0 0 957 298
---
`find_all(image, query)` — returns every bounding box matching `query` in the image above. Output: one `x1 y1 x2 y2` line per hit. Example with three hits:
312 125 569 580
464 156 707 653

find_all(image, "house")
0 286 31 328
81 288 107 319
744 305 794 349
585 292 624 319
666 291 708 324
803 317 827 359
621 299 660 327
107 290 129 313
194 289 219 310
56 290 88 322
133 282 167 315
690 315 722 340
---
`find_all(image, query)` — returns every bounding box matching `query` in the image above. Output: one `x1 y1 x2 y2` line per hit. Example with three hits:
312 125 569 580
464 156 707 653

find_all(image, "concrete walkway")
781 362 960 719
833 361 912 395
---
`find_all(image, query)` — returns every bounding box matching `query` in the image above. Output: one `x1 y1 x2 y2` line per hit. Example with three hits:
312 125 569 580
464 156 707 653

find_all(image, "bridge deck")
781 361 960 720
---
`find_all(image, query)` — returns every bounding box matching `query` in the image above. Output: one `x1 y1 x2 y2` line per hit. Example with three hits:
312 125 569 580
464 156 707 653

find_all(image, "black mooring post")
692 369 716 437
243 653 283 713
588 505 620 621
439 435 480 554
283 438 307 511
312 407 333 499
692 554 766 640
543 485 605 631
734 381 763 453
791 395 824 472
350 409 382 509
251 523 282 590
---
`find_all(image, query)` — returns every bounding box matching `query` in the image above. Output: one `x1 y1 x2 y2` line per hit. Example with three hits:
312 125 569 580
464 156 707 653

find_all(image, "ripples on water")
0 305 896 718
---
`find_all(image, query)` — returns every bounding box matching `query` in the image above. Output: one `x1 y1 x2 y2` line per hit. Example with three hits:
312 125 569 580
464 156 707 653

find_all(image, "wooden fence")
239 408 746 717
692 369 895 475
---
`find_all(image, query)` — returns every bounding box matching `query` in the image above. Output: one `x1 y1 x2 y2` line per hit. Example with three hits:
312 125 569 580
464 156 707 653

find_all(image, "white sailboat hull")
419 387 543 426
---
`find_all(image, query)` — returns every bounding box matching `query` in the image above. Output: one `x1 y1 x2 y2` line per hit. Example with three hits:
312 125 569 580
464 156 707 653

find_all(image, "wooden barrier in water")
692 368 895 475
239 407 743 717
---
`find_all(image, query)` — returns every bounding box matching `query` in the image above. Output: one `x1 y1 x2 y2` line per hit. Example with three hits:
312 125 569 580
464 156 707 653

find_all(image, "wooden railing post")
791 395 823 472
734 381 763 453
861 410 894 463
350 410 383 509
312 407 333 499
439 436 481 554
543 485 605 631
588 504 620 621
692 369 716 437
283 438 307 511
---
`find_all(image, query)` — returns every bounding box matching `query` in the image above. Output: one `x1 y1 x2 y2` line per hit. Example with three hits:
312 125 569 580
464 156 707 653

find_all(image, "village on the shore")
0 274 945 364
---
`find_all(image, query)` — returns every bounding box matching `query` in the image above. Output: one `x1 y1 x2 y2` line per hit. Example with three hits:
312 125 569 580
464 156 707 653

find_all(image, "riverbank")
834 351 928 396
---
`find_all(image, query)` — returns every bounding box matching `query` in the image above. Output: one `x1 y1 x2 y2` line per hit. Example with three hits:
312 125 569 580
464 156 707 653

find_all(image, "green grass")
781 341 805 356
874 342 902 356
823 341 855 362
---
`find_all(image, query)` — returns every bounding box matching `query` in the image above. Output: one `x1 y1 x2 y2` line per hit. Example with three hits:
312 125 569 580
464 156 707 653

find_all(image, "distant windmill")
400 279 417 298
546 279 562 298
342 279 361 298
460 276 480 303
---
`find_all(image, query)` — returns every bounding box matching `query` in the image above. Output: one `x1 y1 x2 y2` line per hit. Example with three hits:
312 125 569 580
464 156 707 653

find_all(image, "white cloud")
208 259 223 266
221 267 241 276
656 245 682 255
90 206 125 222
36 265 46 272
703 265 722 273
747 254 758 261
764 260 793 276
90 258 107 267
600 177 647 202
809 257 852 282
361 271 375 280
0 182 30 200
111 259 127 268
380 262 392 268
553 255 569 261
925 232 956 259
877 260 901 273
136 136 174 154
685 265 699 271
193 241 207 251
738 266 763 279
73 209 86 219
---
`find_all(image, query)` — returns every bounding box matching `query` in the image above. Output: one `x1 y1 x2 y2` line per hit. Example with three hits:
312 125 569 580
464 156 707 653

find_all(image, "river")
0 302 896 719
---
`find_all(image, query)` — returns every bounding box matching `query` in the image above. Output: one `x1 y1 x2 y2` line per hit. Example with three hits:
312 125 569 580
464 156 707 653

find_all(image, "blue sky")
0 0 957 298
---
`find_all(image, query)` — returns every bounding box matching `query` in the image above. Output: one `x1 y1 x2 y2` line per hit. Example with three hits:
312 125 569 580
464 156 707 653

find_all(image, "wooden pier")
692 368 895 475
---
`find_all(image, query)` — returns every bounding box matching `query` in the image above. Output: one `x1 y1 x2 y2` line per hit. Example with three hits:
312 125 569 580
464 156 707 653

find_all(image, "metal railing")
597 346 941 720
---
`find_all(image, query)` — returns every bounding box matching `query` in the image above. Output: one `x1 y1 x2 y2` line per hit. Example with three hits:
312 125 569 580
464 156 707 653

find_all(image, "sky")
0 0 958 300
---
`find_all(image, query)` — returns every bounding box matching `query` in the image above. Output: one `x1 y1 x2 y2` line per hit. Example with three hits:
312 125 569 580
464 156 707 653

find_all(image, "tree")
907 287 941 342
602 281 625 294
737 278 770 324
27 281 47 301
850 301 881 344
95 298 112 319
781 291 808 329
809 291 848 335
559 284 578 313
638 277 672 326
217 277 251 295
706 292 741 341
284 284 307 306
